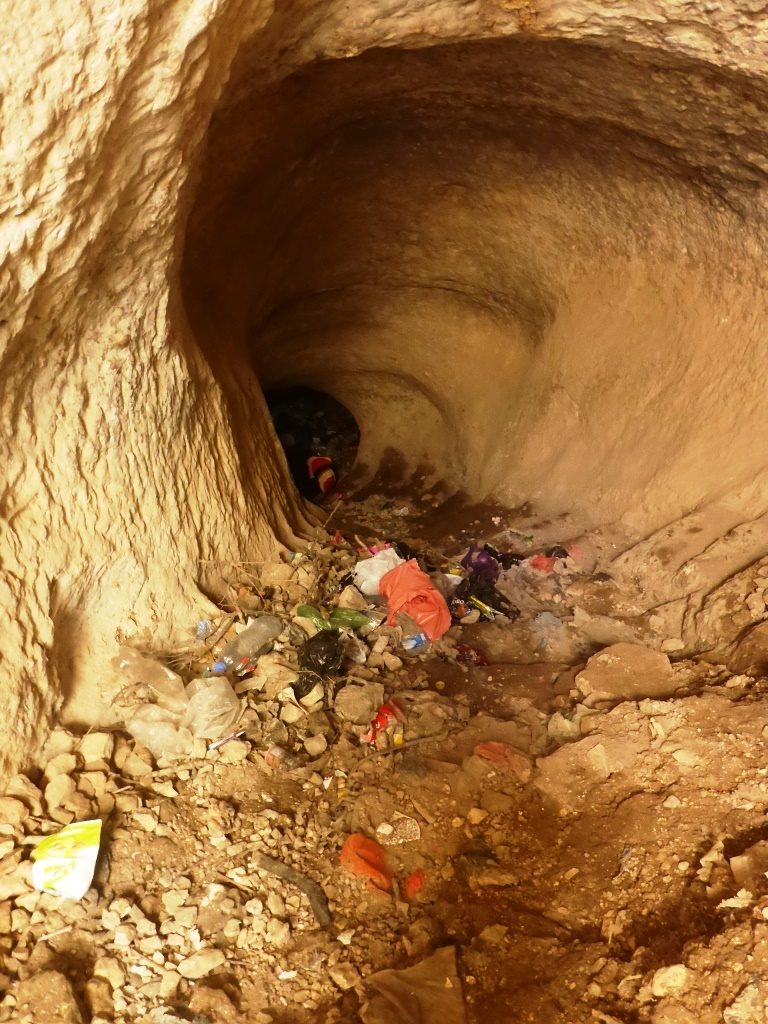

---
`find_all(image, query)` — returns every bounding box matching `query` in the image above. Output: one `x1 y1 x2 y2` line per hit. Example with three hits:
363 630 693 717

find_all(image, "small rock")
328 962 360 990
334 683 384 725
671 748 701 768
304 734 327 757
43 729 77 759
109 896 132 918
6 776 44 816
338 586 369 611
479 924 509 944
15 970 83 1024
63 790 95 818
161 890 187 915
84 978 114 1018
467 808 489 825
45 775 76 811
121 751 153 777
113 924 136 947
471 866 517 887
43 753 78 780
172 907 197 929
377 813 421 845
159 969 181 999
101 908 121 930
546 713 580 744
267 892 285 916
265 918 291 946
0 859 31 900
218 740 250 764
0 797 28 826
280 704 303 725
723 982 764 1024
729 840 768 893
299 682 325 707
132 810 157 833
176 948 226 979
651 964 691 998
576 643 675 705
79 733 115 768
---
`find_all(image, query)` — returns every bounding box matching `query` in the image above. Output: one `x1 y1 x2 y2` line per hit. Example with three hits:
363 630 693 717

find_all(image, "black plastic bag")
295 632 345 698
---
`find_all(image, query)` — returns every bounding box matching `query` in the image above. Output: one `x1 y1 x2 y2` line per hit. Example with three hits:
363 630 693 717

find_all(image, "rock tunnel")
184 30 768 519
6 2 768 1020
4 0 768 775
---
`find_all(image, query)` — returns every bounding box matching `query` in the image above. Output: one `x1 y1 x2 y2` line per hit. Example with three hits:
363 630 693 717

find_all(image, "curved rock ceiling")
184 32 768 528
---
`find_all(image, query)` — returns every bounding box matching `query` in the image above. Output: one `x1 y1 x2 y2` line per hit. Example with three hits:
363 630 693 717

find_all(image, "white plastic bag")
116 648 241 758
353 548 405 597
184 678 240 739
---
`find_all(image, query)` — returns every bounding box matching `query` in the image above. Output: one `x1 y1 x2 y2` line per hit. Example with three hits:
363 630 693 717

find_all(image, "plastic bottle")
396 613 430 656
211 616 282 676
402 632 429 654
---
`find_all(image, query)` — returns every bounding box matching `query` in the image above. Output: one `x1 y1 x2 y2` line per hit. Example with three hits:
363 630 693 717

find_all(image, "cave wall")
3 0 768 778
0 0 298 779
186 32 768 528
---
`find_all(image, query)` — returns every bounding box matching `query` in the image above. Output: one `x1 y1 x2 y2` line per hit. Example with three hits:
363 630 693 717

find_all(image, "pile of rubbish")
108 531 579 769
3 523 660 1024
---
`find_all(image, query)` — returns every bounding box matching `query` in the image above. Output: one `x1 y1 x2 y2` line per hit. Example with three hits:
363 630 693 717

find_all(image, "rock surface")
576 644 676 705
15 971 83 1024
3 0 768 783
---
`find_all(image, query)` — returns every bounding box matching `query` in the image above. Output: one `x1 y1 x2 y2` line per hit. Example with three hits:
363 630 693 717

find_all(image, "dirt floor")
2 494 768 1023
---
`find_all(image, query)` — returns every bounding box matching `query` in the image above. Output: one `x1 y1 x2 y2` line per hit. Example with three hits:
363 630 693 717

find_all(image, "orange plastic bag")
340 833 392 891
379 560 451 641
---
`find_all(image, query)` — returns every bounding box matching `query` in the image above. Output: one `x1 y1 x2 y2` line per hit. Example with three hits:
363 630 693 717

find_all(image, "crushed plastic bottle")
211 615 282 676
396 613 430 656
402 632 429 653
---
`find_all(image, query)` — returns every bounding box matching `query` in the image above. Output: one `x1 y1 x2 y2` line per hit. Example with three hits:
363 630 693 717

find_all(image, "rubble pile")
3 512 768 1022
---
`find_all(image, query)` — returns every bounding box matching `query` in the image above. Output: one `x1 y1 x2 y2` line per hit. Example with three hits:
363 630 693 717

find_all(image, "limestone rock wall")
3 0 768 777
1 0 299 778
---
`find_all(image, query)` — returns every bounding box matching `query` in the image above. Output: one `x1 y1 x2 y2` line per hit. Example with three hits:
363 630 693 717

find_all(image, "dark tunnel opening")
265 386 360 500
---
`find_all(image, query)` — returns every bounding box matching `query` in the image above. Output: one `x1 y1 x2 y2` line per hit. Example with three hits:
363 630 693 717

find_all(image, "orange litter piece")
404 869 425 899
339 833 392 891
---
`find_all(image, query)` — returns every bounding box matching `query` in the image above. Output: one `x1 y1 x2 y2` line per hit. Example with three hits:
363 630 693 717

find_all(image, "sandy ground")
2 494 768 1023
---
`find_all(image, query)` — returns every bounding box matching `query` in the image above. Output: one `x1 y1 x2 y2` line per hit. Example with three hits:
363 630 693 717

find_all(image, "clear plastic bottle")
211 615 282 676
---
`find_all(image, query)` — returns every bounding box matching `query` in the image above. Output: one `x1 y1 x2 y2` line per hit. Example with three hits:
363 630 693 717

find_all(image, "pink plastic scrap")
379 560 452 641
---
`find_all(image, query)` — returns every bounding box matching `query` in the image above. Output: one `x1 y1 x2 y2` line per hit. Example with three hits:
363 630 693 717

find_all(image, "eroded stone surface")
576 643 676 705
4 0 768 789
